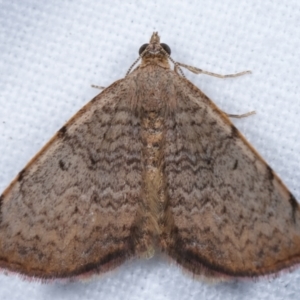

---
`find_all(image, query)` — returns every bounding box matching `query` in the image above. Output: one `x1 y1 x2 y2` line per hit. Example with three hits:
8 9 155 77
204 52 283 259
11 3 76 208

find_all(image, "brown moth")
0 32 300 281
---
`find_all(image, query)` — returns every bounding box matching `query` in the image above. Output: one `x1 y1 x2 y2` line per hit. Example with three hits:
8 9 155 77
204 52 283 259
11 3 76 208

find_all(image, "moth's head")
137 32 171 69
125 32 172 75
139 32 171 57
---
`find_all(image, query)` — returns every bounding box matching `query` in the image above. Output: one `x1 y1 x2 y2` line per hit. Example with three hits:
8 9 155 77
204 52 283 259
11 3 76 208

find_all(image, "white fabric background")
0 0 300 299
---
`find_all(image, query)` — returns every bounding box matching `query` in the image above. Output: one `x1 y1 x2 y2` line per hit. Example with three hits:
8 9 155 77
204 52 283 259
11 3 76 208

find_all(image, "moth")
0 32 299 281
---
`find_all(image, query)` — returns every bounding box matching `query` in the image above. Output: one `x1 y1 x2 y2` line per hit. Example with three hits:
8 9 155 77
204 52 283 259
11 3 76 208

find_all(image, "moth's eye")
161 43 171 55
139 44 149 55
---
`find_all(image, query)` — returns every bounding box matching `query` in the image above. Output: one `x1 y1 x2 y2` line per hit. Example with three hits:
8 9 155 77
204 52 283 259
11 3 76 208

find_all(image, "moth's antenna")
126 56 141 76
160 47 185 78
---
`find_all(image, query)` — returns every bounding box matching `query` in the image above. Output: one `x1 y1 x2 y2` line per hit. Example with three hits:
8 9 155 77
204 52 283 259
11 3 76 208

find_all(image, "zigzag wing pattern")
0 80 146 279
161 76 300 278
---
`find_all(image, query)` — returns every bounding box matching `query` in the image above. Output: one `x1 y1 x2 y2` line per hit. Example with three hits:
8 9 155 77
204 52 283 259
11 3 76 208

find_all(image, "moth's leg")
174 64 182 75
91 85 105 90
176 62 251 78
225 111 256 119
175 63 254 118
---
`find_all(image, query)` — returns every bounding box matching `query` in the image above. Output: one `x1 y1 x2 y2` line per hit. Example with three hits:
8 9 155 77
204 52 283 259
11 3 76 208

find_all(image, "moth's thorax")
139 53 170 70
128 64 177 115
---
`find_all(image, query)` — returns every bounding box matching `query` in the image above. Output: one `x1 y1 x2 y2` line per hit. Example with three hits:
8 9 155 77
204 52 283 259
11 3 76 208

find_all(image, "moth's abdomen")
140 108 166 246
